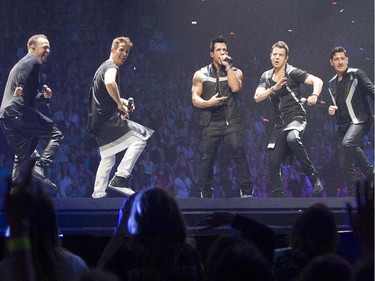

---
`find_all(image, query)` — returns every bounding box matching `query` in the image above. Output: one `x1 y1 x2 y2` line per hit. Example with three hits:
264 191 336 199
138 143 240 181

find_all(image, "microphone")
42 85 51 107
300 98 325 105
127 97 134 112
223 56 233 63
127 97 134 109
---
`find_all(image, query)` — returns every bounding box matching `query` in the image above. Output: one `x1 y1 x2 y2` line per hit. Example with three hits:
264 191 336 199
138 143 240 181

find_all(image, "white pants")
92 136 146 198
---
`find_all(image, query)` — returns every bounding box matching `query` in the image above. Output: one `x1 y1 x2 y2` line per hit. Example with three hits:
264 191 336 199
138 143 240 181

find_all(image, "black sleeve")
357 69 374 100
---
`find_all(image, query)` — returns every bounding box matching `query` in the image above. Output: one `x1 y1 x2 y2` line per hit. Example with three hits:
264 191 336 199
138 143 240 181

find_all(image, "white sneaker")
108 186 135 196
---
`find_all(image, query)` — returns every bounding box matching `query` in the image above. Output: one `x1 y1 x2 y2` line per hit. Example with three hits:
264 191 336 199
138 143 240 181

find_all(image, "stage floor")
0 196 355 237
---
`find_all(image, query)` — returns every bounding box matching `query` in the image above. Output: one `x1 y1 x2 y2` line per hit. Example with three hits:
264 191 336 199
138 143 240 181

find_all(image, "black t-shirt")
0 53 42 118
258 64 308 126
88 60 119 131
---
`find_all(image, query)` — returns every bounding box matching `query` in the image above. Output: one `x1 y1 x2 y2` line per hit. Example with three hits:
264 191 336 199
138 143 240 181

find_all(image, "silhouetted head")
298 254 353 281
290 203 339 256
127 187 187 243
205 234 272 281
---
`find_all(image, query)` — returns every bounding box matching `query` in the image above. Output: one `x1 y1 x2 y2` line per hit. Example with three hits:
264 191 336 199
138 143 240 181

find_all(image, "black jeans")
338 123 373 190
1 111 63 185
199 121 251 194
268 129 317 193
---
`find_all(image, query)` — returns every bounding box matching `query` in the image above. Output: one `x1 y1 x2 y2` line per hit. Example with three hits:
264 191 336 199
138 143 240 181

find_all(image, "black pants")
199 121 252 194
268 129 317 193
1 111 63 185
338 123 373 191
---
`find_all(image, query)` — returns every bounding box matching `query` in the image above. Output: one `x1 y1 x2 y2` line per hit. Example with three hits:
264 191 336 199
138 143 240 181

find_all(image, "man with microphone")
0 34 63 192
88 37 153 198
328 46 374 195
192 35 253 198
254 41 324 197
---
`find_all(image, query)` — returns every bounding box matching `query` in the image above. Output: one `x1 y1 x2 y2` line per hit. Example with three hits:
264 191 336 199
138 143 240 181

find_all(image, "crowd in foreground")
1 166 373 281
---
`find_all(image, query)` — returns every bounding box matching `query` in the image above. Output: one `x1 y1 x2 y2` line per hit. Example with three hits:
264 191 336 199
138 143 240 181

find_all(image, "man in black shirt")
254 41 324 197
328 47 374 194
0 34 63 191
88 37 153 198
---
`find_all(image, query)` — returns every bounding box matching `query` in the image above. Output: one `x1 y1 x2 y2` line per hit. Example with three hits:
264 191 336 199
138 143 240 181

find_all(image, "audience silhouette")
204 234 273 281
101 187 203 281
297 254 353 281
273 203 339 281
0 161 89 281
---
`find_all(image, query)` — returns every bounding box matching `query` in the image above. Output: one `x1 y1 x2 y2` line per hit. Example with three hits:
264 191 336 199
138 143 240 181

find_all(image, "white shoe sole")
108 186 135 196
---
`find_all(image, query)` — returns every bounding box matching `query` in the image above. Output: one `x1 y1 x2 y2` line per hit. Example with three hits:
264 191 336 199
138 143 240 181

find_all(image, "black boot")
201 186 214 198
32 163 58 191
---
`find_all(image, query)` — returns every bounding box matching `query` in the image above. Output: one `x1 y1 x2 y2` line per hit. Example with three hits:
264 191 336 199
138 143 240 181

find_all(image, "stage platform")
0 196 355 237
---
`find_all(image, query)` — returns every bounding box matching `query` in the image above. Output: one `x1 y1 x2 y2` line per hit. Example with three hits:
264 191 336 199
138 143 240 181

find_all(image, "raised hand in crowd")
346 179 374 258
2 161 38 281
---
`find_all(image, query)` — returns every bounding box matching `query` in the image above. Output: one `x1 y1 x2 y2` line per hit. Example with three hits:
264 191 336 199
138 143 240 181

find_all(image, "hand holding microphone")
300 97 325 106
42 85 52 107
13 87 23 97
328 105 338 116
127 97 135 112
119 97 135 120
221 55 233 69
42 85 52 98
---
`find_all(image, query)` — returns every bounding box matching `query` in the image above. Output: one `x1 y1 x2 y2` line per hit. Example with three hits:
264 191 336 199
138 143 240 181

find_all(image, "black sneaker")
108 175 135 196
240 186 253 198
272 189 286 197
240 189 253 198
200 186 214 198
32 165 58 191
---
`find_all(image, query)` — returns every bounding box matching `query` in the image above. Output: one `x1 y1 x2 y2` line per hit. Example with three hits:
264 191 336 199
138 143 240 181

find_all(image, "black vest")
199 63 240 126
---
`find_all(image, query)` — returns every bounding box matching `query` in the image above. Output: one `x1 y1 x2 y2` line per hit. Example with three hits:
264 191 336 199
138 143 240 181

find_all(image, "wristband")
7 237 31 253
311 94 319 97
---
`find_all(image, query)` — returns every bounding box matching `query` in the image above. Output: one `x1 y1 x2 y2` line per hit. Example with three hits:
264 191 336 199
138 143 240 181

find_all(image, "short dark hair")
330 46 348 60
271 41 289 56
210 35 228 52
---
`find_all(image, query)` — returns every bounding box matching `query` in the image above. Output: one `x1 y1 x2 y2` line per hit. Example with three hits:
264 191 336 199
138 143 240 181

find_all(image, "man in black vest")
328 47 374 194
191 36 252 198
